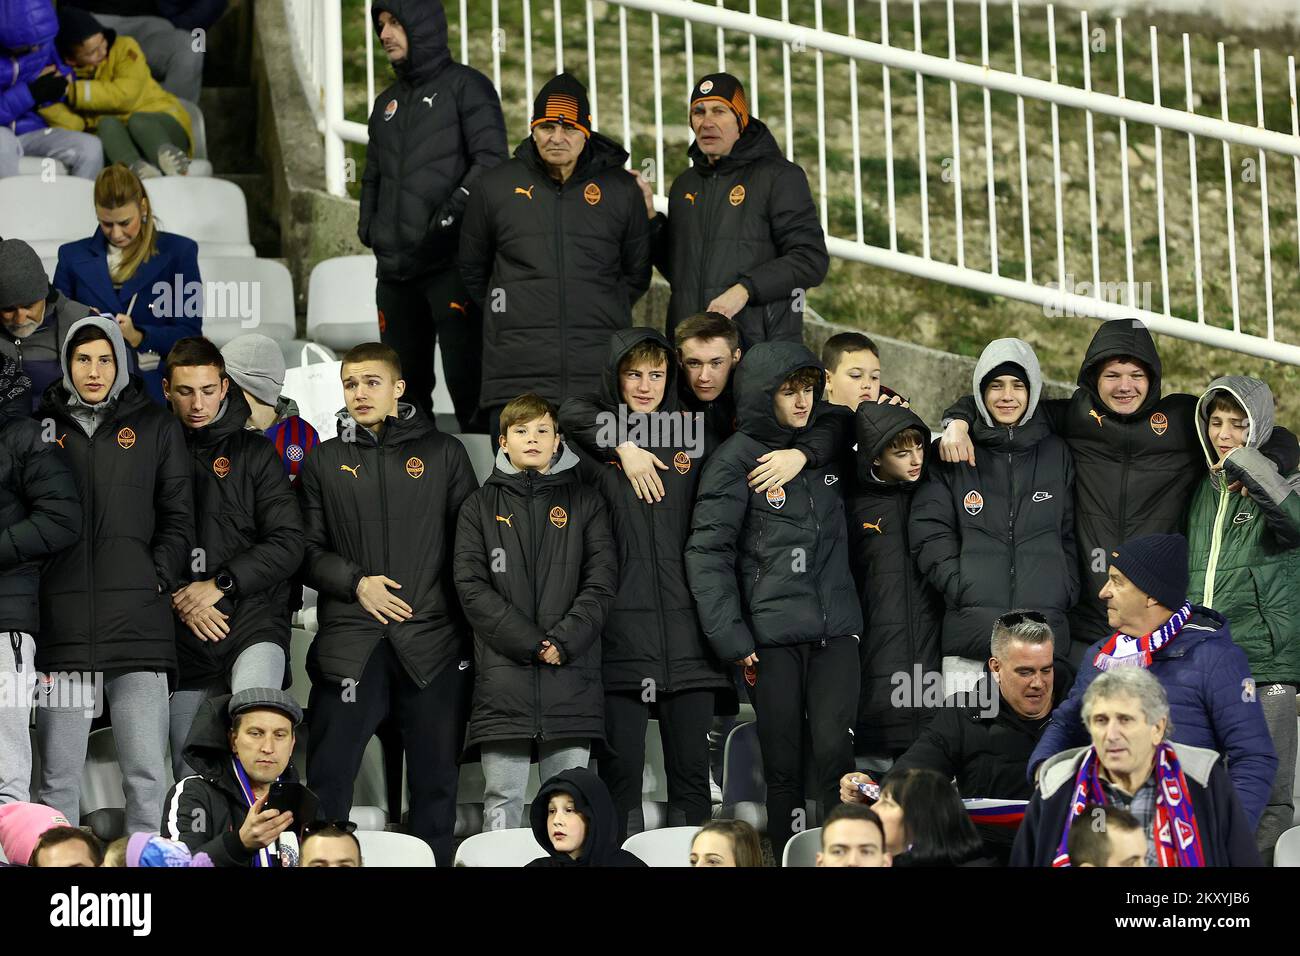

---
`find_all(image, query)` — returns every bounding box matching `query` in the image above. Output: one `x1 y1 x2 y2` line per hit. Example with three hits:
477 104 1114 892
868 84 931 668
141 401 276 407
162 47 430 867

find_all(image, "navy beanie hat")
1109 533 1189 611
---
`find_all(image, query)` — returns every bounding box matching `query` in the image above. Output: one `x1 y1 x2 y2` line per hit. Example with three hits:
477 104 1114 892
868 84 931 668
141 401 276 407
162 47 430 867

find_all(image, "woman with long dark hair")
875 768 994 866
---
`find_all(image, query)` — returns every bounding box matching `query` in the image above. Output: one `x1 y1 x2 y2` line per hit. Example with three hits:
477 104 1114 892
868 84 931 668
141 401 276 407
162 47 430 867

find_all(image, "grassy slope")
339 0 1300 414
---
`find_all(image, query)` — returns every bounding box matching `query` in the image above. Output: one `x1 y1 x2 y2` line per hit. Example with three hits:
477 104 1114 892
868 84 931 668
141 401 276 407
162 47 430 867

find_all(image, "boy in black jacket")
162 337 304 780
846 402 943 757
558 328 731 841
299 342 477 866
453 393 617 831
686 342 863 859
35 315 192 836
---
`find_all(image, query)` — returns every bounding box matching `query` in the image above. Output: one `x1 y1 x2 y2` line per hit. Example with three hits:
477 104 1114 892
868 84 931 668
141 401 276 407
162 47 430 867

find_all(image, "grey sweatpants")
35 669 169 835
0 633 36 804
480 738 590 831
88 14 205 103
1256 682 1297 863
0 126 104 179
168 642 286 780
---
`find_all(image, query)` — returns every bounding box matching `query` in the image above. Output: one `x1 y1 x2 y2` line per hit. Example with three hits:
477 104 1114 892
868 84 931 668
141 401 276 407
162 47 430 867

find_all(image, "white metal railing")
287 0 1300 366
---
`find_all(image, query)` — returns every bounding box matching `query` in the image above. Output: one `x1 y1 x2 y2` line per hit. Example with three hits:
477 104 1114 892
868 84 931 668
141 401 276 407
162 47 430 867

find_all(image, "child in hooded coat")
525 767 647 867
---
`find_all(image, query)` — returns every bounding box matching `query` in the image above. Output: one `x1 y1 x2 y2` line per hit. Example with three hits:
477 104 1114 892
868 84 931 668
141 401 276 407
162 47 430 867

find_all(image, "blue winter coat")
1027 606 1278 828
53 229 202 404
0 0 76 134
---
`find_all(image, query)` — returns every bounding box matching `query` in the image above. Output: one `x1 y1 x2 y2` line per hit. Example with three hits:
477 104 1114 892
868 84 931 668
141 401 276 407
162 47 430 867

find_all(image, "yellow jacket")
39 35 192 154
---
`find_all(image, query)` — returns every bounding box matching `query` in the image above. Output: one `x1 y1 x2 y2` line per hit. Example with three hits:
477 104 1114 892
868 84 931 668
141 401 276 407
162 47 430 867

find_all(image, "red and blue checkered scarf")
1053 742 1205 867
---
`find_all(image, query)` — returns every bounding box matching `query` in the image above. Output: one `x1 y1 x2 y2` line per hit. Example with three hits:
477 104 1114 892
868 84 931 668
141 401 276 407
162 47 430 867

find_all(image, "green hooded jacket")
1186 376 1300 684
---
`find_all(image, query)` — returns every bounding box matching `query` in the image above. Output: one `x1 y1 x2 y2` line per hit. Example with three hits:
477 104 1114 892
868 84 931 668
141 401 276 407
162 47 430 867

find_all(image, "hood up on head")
1195 375 1275 467
528 767 623 866
732 341 825 448
371 0 452 82
60 313 130 408
971 338 1042 428
1077 319 1163 417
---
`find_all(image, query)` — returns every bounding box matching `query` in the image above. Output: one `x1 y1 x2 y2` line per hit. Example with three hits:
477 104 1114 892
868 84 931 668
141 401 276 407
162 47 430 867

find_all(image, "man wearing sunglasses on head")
300 821 363 868
839 610 1069 863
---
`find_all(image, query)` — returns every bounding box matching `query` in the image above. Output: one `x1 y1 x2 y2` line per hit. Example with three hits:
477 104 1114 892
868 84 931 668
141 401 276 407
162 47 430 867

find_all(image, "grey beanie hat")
228 687 303 728
0 239 51 310
220 333 285 408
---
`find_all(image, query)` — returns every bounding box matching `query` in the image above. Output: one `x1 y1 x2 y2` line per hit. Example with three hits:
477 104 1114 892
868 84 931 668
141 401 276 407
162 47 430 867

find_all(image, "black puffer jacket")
525 767 647 867
300 404 478 687
0 386 81 634
912 339 1078 661
458 132 653 409
558 327 730 696
943 320 1300 656
686 342 862 661
161 694 303 868
358 0 508 281
453 444 616 751
36 316 193 676
846 401 942 753
177 388 304 690
654 118 829 348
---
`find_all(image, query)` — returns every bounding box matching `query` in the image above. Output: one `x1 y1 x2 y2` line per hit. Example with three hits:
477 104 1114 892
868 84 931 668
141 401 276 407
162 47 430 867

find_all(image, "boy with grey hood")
34 313 193 836
910 338 1079 674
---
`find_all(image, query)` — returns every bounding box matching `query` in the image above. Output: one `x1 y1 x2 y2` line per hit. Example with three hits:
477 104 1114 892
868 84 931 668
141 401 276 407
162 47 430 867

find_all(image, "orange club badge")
673 451 691 475
116 427 136 449
213 457 230 478
765 486 786 510
583 182 602 205
963 490 984 516
549 506 568 529
406 457 425 478
1150 412 1169 436
729 184 746 206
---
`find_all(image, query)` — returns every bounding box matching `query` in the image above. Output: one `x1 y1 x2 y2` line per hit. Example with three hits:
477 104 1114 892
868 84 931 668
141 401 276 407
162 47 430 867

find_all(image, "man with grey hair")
1012 667 1261 866
839 609 1068 862
1028 533 1276 830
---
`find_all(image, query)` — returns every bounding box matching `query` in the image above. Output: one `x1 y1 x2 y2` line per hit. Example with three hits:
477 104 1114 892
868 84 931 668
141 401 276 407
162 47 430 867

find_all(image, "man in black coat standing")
0 351 81 806
299 342 477 867
161 337 304 781
641 73 829 348
359 0 507 430
459 73 652 434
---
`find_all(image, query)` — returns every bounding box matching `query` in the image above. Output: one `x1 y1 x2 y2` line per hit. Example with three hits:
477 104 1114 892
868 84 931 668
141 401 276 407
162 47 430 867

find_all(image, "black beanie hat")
1110 533 1189 611
531 73 592 139
690 73 750 131
56 7 106 58
980 361 1028 394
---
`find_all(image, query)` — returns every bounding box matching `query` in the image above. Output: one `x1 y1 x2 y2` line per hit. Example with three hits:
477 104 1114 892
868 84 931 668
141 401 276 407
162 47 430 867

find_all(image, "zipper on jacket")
525 471 545 741
647 496 671 693
1204 475 1232 606
695 177 718 310
1117 420 1131 545
1006 449 1016 606
804 473 828 636
376 430 392 641
553 180 568 403
900 495 919 737
86 429 97 674
751 517 766 588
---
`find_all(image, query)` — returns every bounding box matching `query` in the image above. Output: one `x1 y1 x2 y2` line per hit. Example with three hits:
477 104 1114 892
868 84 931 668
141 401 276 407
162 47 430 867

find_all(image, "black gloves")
28 71 69 105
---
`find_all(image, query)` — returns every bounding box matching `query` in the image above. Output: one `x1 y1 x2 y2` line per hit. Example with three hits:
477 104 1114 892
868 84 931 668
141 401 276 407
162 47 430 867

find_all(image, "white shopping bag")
282 343 344 441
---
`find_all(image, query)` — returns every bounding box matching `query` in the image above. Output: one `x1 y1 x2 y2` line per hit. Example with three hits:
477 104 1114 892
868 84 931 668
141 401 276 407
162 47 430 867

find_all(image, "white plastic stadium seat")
351 735 404 828
354 830 436 867
41 257 57 283
17 156 67 176
142 177 255 257
306 255 380 351
177 98 213 177
288 626 312 711
1276 826 1300 867
782 827 823 868
621 826 699 867
453 828 548 867
0 175 95 257
197 256 296 346
454 433 496 486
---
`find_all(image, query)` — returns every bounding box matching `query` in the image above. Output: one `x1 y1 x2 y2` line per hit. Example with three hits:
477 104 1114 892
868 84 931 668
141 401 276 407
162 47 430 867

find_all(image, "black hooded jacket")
458 133 653 410
36 317 193 676
300 403 478 687
358 0 508 281
176 387 304 691
654 118 829 348
525 767 647 867
912 341 1079 661
0 387 81 635
942 321 1300 653
686 343 862 661
160 694 303 868
846 401 943 753
453 442 617 752
557 328 730 696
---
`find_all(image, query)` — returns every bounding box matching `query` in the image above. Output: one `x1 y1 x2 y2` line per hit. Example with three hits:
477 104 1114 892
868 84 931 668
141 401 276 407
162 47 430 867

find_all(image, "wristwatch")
215 572 235 594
